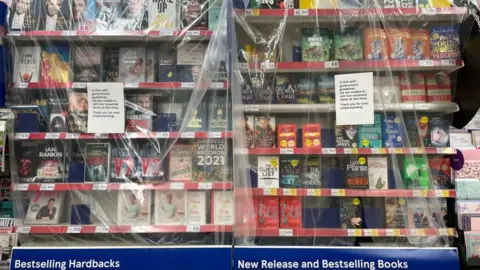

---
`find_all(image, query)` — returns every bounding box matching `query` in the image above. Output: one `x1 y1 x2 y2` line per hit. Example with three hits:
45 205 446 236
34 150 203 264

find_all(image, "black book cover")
207 93 230 132
275 76 296 104
192 139 232 182
335 125 358 148
253 76 275 104
125 94 153 132
16 141 39 182
302 157 321 188
339 197 363 229
405 114 422 147
40 0 72 30
68 142 85 182
136 143 164 182
280 157 301 188
74 47 102 82
181 0 208 30
241 77 254 104
345 157 368 189
67 91 88 133
103 48 119 82
427 115 450 147
212 61 228 82
385 198 407 229
111 147 138 182
36 141 66 183
84 143 111 182
157 46 177 82
9 0 41 31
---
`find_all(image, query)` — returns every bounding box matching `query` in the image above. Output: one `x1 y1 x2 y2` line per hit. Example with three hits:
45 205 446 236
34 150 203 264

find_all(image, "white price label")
322 148 336 154
119 183 137 190
209 132 222 138
93 183 108 190
331 189 344 196
126 133 138 139
61 30 76 36
157 132 170 138
181 82 195 88
344 148 353 154
131 226 149 233
263 188 274 195
170 182 185 190
363 229 372 236
210 82 224 89
371 148 381 154
17 226 31 233
65 133 80 139
45 133 60 139
9 32 22 36
324 61 339 69
435 190 443 197
94 134 109 139
235 148 248 155
40 184 55 191
245 105 259 112
72 82 86 89
17 82 29 88
124 83 139 88
293 9 308 16
181 132 195 138
280 148 294 154
421 7 437 15
282 189 291 196
245 9 252 16
347 229 361 236
386 229 395 236
67 226 82 233
279 229 293 237
306 189 315 196
95 226 109 233
198 183 213 190
161 30 174 36
14 184 29 191
413 190 421 197
441 59 456 66
439 228 448 235
187 30 200 36
419 60 434 66
15 133 29 140
261 62 275 70
186 224 201 232
410 229 420 236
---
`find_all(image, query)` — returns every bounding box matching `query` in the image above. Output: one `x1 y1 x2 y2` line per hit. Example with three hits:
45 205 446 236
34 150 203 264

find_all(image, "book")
410 29 430 60
177 43 204 65
73 47 102 82
253 76 275 104
358 113 382 148
430 26 460 59
185 100 207 131
40 0 71 30
241 78 254 104
275 76 296 104
345 157 368 189
95 0 121 30
302 157 321 188
9 0 40 31
364 28 388 60
125 94 153 132
302 28 333 62
25 191 65 224
13 46 41 84
192 139 231 182
207 93 230 132
67 91 88 133
137 144 165 182
254 116 276 148
257 156 279 188
296 78 316 104
110 147 137 182
117 190 151 225
339 197 363 229
211 191 234 225
36 141 66 183
302 124 321 148
103 48 120 82
405 114 423 147
146 49 155 82
49 113 67 132
466 232 480 259
112 0 148 30
157 46 177 82
385 198 407 228
428 156 451 189
428 198 447 228
154 190 185 224
208 0 221 30
407 198 431 228
386 28 411 60
334 29 363 61
383 115 404 148
168 144 193 181
277 124 296 149
40 43 71 84
119 48 146 83
279 197 302 228
335 125 358 148
244 115 255 148
426 115 450 147
16 141 39 182
181 0 208 30
84 143 111 182
186 191 207 225
403 156 429 189
368 157 388 189
316 76 335 104
280 157 302 188
72 0 96 31
177 65 201 82
148 0 176 30
257 196 279 228
11 105 47 132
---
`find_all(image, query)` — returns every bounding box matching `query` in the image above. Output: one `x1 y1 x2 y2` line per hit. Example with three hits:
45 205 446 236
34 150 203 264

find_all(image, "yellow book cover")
299 0 337 9
430 0 451 7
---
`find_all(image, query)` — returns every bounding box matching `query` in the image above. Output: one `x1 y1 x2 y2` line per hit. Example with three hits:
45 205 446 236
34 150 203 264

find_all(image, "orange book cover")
386 28 412 60
277 124 297 148
302 124 321 148
257 196 279 229
410 29 431 60
364 28 388 61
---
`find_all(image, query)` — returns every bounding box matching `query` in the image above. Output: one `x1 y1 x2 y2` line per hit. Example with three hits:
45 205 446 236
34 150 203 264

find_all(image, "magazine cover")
211 190 233 225
181 0 207 30
117 190 151 225
385 198 407 228
103 48 120 82
168 144 193 181
186 191 207 225
125 94 153 132
72 0 96 30
154 190 185 224
192 139 231 182
40 43 71 84
84 143 111 182
9 0 40 30
95 0 121 30
148 0 176 30
25 191 65 224
36 141 66 183
40 0 72 30
13 46 41 84
67 91 88 133
119 48 146 83
74 47 102 82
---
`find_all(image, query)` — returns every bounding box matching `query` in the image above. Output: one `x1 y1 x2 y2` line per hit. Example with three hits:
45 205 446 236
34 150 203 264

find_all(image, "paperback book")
345 157 368 189
316 76 335 104
302 28 333 62
148 0 176 30
119 48 146 83
257 156 279 188
13 46 41 84
335 125 358 148
296 78 316 104
302 157 321 188
186 191 207 225
405 114 423 147
181 0 208 30
67 92 88 133
428 198 447 228
185 100 207 132
407 198 431 228
275 76 296 104
280 157 301 188
254 116 276 148
95 0 121 30
117 190 151 225
41 44 71 84
72 0 96 31
146 49 155 82
358 113 382 148
40 0 71 30
208 94 230 132
302 124 321 148
383 115 404 148
73 47 102 82
168 144 193 181
192 139 231 182
403 156 429 189
137 144 165 182
280 197 302 228
111 147 137 182
103 48 120 82
49 112 67 132
125 94 153 132
16 141 39 182
9 0 40 31
339 197 363 229
385 198 407 228
428 156 451 189
36 141 66 183
208 0 221 30
211 191 234 225
25 191 65 224
334 29 363 61
277 124 297 149
426 115 449 147
368 157 388 189
257 196 279 228
253 76 275 104
112 0 148 30
84 143 111 182
154 190 185 225
177 43 204 65
244 115 255 148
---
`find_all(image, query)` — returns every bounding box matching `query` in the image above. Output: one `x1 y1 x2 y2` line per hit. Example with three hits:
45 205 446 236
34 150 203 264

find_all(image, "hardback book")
103 48 120 82
11 105 47 133
235 197 257 227
40 0 71 30
426 115 449 147
68 143 85 183
279 197 302 228
277 124 297 149
257 196 279 228
257 156 279 188
154 190 185 224
157 46 177 82
185 100 208 131
316 76 335 104
208 0 221 30
119 48 146 83
9 0 41 31
403 156 429 189
358 113 382 148
181 0 208 30
275 76 296 104
241 78 254 104
72 0 96 31
13 46 41 84
192 139 231 182
211 190 234 225
177 65 201 82
302 197 340 228
137 143 165 182
362 197 386 228
25 191 65 224
244 115 255 148
117 190 151 225
40 43 71 84
339 197 363 229
154 113 177 132
110 147 137 182
67 91 88 133
280 157 301 188
383 114 404 148
428 198 447 228
125 94 153 132
84 143 111 182
405 114 423 147
407 198 431 228
146 49 155 82
335 125 358 148
253 76 275 104
177 43 204 65
254 116 276 148
368 157 388 189
36 141 66 183
385 198 407 228
428 156 451 189
364 28 388 60
186 191 207 225
49 113 67 132
148 0 177 30
430 26 461 59
73 47 102 82
156 99 184 131
302 157 321 188
302 123 321 148
207 93 231 132
95 0 121 30
302 28 333 62
334 29 364 61
168 144 193 181
345 157 368 189
111 0 148 30
16 141 40 182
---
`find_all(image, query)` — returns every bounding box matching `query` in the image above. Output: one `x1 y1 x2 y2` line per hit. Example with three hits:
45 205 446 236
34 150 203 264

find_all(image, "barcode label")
186 224 200 232
279 229 293 236
93 184 108 190
324 61 339 69
95 226 109 233
40 184 55 191
280 148 294 154
67 226 82 233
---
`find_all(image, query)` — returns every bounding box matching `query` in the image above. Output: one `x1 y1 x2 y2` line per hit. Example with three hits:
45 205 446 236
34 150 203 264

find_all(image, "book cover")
302 28 333 62
257 196 279 228
302 157 321 188
430 26 460 59
368 157 388 189
168 144 193 181
405 114 423 147
146 49 155 82
235 196 257 228
244 115 255 148
177 65 201 82
280 157 302 188
9 0 40 31
177 43 204 65
36 141 66 183
16 141 39 182
72 0 96 31
316 76 335 104
40 0 71 30
275 76 296 104
41 43 71 84
253 76 275 104
277 124 296 149
385 198 407 228
410 29 430 60
148 0 176 30
11 104 47 133
280 197 302 228
207 93 230 132
111 147 137 182
466 232 480 259
386 28 411 60
383 115 404 148
119 47 146 83
345 157 368 189
112 0 148 30
103 48 120 82
254 116 276 148
407 198 431 228
208 0 221 30
364 28 388 60
335 125 358 148
426 115 449 147
296 78 316 104
67 91 88 133
403 156 429 189
95 0 121 30
125 94 153 132
157 46 177 82
13 46 41 84
137 144 165 182
257 156 279 188
181 0 208 30
49 113 67 132
339 197 363 229
428 156 451 189
84 143 111 182
185 100 207 131
117 190 151 225
302 197 340 228
74 47 102 82
186 191 207 225
299 0 336 8
192 139 231 182
358 113 382 148
25 191 65 224
302 123 321 148
334 29 363 61
426 72 451 103
211 190 234 225
428 198 447 228
241 78 254 104
154 190 185 224
156 99 184 131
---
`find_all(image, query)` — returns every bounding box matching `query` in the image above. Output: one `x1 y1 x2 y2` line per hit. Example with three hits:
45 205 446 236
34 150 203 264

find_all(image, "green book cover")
334 30 363 61
358 113 382 148
403 157 429 189
302 28 333 62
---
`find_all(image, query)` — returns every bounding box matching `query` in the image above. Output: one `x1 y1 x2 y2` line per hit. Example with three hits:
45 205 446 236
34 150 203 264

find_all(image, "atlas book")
125 94 153 132
340 197 363 229
428 156 451 189
208 93 230 132
25 191 65 225
36 141 66 183
254 116 276 148
302 28 333 62
345 157 369 189
302 157 321 188
383 114 404 148
302 123 321 148
403 156 429 189
334 29 363 61
277 124 297 148
137 144 165 182
73 47 102 82
168 144 193 182
40 43 71 84
257 196 279 228
358 113 382 148
185 100 208 131
119 48 146 83
181 0 208 30
280 197 302 228
211 191 234 225
40 0 71 30
16 141 39 182
111 147 137 182
84 143 111 182
426 115 449 147
103 48 120 82
245 115 255 148
67 91 88 133
275 76 296 104
368 157 388 189
154 190 185 224
9 0 40 31
186 191 207 225
148 0 177 30
407 198 431 228
146 49 155 82
385 198 407 228
13 46 41 84
257 156 279 188
335 125 358 148
280 157 301 188
95 0 121 30
192 139 231 182
117 190 151 225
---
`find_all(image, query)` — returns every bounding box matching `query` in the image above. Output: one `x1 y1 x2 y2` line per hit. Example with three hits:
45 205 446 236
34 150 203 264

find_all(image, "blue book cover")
362 198 385 228
280 157 302 188
383 114 404 148
302 197 340 228
153 113 176 132
358 113 382 148
72 0 96 30
70 204 91 225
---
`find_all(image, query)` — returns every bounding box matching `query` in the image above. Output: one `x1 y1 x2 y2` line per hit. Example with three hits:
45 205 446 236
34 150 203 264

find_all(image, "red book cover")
280 197 302 228
302 124 321 148
257 196 279 229
277 124 297 148
426 72 451 103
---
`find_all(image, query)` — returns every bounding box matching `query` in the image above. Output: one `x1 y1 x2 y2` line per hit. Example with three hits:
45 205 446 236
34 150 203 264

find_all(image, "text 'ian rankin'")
237 259 409 270
15 259 121 269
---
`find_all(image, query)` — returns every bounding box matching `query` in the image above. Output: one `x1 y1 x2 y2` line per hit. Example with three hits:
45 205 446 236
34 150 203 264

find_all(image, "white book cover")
257 156 279 188
148 0 176 30
186 191 206 225
154 190 185 225
211 191 234 225
119 48 146 83
13 46 41 84
168 144 193 181
146 49 155 82
177 43 204 65
368 157 388 189
117 190 151 225
25 191 65 225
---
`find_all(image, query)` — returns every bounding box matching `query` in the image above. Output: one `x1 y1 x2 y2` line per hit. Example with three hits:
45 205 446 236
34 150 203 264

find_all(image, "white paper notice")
335 72 374 126
87 83 125 133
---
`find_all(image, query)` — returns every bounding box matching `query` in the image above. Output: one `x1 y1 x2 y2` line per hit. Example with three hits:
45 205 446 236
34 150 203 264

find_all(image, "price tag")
280 148 294 154
363 229 373 236
61 30 76 36
322 148 336 154
210 82 224 89
93 183 108 190
261 62 275 70
245 105 259 112
126 133 138 139
448 228 455 236
413 148 424 154
181 82 195 88
324 61 339 69
161 30 174 36
170 182 185 190
131 226 149 233
293 9 309 16
306 189 315 196
8 31 22 36
251 9 260 16
186 224 201 232
124 83 139 88
40 184 55 191
95 226 109 233
65 133 80 139
347 229 361 237
14 184 29 191
94 134 108 139
279 229 293 237
17 82 29 88
386 229 400 236
45 133 60 139
15 133 29 140
17 226 31 234
157 132 170 138
419 60 434 66
72 82 86 89
181 132 195 138
331 189 345 196
119 183 137 190
282 189 297 196
235 148 248 155
343 148 353 154
371 148 380 154
186 30 200 36
209 132 222 138
239 63 249 70
245 9 252 16
198 183 213 190
263 188 277 196
67 226 82 233
421 7 437 15
441 59 456 66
